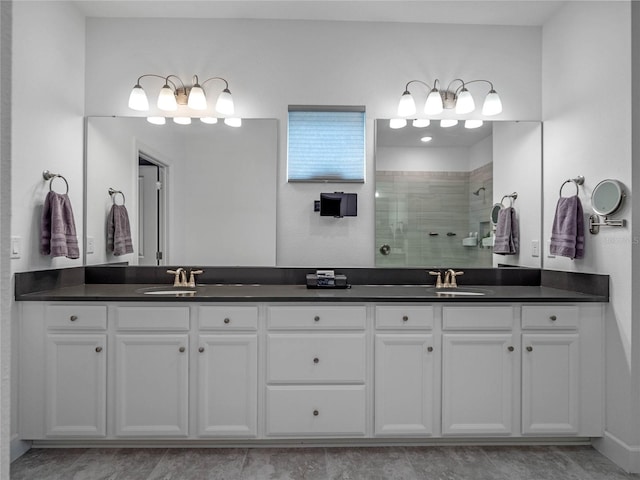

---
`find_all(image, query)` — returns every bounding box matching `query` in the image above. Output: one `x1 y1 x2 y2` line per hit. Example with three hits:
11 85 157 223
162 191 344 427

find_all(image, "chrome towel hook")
42 170 69 194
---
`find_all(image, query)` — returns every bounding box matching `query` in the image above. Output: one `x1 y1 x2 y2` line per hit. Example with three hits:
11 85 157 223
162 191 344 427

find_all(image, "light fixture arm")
403 79 436 94
199 76 230 90
451 78 495 95
134 74 186 92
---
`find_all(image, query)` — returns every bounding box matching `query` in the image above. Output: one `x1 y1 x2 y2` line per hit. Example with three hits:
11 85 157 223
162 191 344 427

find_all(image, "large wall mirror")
375 119 542 268
85 117 278 266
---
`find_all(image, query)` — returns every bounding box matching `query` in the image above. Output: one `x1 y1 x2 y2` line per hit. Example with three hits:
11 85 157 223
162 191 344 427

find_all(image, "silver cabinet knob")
314 316 320 322
198 347 205 353
179 346 186 353
427 346 433 353
402 315 409 322
95 346 103 353
313 410 319 416
224 318 230 324
313 357 319 364
526 346 533 352
508 346 514 352
549 315 557 321
70 315 78 322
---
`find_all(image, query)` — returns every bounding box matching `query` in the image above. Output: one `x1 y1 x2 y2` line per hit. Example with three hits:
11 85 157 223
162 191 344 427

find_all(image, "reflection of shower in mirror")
472 186 486 196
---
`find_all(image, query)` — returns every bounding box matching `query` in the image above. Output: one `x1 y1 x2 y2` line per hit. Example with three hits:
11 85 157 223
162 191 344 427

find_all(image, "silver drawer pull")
69 315 78 322
508 346 514 352
314 316 320 322
402 315 409 322
95 346 103 353
313 410 319 416
427 346 433 353
199 347 205 353
179 346 186 353
313 357 319 364
526 346 533 352
224 318 230 324
549 315 557 321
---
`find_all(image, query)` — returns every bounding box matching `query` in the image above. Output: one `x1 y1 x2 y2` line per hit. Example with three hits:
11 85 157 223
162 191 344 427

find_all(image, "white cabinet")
522 333 580 434
45 334 106 437
114 334 189 436
374 334 435 436
442 333 516 435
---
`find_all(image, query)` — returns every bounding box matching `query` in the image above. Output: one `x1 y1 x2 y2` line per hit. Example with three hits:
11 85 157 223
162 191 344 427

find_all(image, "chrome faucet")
428 271 443 288
444 269 464 288
186 269 203 288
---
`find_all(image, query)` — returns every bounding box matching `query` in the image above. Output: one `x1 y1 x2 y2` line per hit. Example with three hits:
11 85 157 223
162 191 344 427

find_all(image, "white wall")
376 146 471 172
492 121 542 268
9 0 85 462
542 1 636 471
469 134 492 171
85 18 542 267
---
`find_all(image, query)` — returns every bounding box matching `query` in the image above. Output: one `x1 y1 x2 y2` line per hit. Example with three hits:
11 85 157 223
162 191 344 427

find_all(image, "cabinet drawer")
267 334 366 383
267 306 366 330
115 307 190 331
376 305 434 330
199 306 258 331
443 306 513 330
46 305 107 330
522 306 579 330
266 386 366 436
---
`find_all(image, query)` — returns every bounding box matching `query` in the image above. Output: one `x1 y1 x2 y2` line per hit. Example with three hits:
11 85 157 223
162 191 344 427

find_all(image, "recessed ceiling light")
420 136 433 143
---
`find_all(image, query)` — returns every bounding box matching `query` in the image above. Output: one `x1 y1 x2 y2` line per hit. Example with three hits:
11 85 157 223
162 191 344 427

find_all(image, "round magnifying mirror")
490 203 502 225
592 179 624 216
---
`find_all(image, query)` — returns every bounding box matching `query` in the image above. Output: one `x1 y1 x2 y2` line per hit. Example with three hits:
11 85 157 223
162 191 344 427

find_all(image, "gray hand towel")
550 195 584 259
107 204 134 256
40 191 80 259
493 206 519 255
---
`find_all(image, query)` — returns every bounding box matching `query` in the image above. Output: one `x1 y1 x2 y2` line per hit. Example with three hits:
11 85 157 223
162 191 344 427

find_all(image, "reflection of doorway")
138 153 166 266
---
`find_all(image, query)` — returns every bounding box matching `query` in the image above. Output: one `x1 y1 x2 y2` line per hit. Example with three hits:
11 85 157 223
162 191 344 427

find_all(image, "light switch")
10 236 21 259
86 236 95 254
531 240 540 257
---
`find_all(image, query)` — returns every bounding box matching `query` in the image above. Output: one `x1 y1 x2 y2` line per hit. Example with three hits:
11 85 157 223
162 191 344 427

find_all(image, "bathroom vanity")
15 267 607 445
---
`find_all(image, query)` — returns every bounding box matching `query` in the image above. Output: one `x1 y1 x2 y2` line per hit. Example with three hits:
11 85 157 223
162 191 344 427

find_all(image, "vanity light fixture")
200 117 219 124
397 79 502 117
146 116 166 125
224 118 242 128
464 119 483 129
420 136 433 143
440 119 458 128
412 119 431 128
128 74 235 115
389 118 408 129
173 117 192 125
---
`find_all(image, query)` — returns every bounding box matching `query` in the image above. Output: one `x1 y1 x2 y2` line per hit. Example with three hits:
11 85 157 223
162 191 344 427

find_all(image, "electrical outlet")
86 236 95 254
531 240 540 257
10 236 21 259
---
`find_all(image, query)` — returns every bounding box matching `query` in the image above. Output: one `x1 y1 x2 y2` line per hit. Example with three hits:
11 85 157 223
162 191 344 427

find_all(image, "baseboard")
593 431 640 473
10 434 31 462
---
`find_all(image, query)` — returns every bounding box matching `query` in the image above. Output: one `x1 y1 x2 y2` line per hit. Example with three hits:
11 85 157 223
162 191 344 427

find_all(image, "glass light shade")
424 89 444 115
412 119 431 128
146 116 166 125
187 85 208 110
420 136 433 142
389 118 407 129
455 88 475 114
482 90 503 116
464 119 483 129
200 117 219 124
128 85 149 111
440 119 458 128
173 116 191 125
157 85 178 111
215 89 235 115
224 117 242 127
397 91 417 117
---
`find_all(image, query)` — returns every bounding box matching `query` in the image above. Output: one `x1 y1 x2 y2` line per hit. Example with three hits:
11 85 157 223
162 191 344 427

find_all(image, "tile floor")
10 445 640 480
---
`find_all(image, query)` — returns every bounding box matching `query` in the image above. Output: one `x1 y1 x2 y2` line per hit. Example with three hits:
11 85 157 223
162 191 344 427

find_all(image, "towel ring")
42 170 69 194
500 192 518 207
559 175 585 197
108 188 126 206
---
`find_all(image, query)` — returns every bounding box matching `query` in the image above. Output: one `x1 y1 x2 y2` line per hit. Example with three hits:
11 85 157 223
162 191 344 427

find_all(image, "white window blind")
287 107 365 182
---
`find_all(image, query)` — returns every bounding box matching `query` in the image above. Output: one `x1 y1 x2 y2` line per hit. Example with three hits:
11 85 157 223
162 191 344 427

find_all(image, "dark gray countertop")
14 283 608 303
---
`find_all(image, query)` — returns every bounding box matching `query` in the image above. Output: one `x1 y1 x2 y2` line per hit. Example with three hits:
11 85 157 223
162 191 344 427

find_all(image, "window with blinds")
287 106 365 182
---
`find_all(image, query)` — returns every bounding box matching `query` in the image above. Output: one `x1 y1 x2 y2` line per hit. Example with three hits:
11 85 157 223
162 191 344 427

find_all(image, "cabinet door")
115 334 189 436
375 334 435 436
522 333 579 434
197 335 257 437
442 334 515 435
45 334 106 437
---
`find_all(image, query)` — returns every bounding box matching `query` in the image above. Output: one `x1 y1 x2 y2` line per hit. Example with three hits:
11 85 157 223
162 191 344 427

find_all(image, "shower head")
473 186 486 196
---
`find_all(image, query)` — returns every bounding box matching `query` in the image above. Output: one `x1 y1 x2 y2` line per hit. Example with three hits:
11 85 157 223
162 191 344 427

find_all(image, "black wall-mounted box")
319 192 357 218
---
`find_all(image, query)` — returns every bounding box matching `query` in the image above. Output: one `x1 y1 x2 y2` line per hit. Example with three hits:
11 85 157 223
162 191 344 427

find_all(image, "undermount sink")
137 286 198 295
